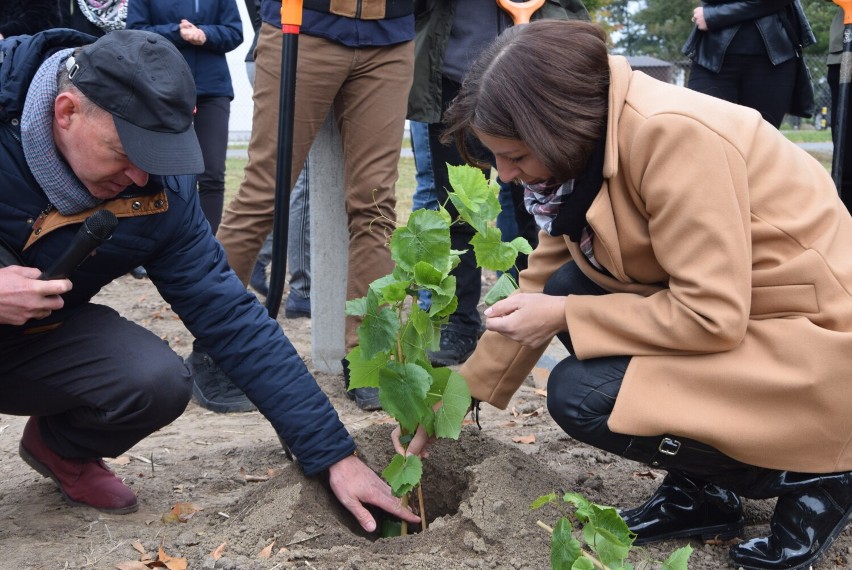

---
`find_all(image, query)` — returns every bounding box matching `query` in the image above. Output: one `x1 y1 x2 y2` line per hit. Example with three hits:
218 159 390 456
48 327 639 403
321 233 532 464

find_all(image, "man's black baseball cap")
66 29 204 176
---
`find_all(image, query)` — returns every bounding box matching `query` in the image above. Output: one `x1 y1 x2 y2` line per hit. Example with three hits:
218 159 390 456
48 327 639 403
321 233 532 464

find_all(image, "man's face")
53 92 149 199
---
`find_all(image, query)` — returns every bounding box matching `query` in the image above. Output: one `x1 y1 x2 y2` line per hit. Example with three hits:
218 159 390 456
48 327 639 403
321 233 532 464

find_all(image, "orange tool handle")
281 0 303 32
497 0 545 25
835 0 852 25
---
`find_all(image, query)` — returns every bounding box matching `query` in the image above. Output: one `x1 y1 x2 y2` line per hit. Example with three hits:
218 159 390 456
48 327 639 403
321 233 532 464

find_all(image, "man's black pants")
0 304 192 459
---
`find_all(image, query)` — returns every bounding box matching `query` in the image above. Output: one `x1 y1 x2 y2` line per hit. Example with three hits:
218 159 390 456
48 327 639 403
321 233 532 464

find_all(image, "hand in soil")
328 454 420 531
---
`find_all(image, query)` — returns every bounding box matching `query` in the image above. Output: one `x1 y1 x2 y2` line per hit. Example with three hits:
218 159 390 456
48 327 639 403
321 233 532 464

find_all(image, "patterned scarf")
522 130 607 243
21 49 103 215
523 178 575 236
77 0 128 32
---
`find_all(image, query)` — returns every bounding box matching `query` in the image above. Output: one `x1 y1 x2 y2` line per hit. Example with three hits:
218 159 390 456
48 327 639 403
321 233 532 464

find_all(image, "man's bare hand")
0 266 70 325
327 454 421 532
483 293 567 348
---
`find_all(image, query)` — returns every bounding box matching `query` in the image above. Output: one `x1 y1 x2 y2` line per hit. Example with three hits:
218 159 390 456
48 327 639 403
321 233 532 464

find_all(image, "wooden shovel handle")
497 0 546 25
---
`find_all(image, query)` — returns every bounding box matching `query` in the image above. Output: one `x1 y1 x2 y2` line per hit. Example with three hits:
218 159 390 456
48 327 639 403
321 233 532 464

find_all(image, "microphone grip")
39 210 118 280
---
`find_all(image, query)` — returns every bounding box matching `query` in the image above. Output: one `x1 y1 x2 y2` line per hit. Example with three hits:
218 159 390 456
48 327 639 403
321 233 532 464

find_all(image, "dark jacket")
0 0 61 38
0 30 355 475
408 0 589 123
58 0 107 38
126 0 243 99
682 0 815 73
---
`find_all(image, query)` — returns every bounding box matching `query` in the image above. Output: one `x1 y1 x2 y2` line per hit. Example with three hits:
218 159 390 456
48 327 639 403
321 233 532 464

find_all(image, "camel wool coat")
460 56 852 474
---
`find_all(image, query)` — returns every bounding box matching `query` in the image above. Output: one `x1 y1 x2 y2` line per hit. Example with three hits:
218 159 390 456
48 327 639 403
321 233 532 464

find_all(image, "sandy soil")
1 274 850 570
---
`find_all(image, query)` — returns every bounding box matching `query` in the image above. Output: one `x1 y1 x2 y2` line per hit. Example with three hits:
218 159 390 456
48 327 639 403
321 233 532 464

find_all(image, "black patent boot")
620 470 744 545
729 471 852 570
617 435 751 545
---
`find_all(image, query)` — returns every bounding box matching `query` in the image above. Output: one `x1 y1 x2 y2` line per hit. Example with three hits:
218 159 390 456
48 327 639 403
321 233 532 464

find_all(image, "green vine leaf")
531 492 559 510
550 517 582 570
378 361 432 433
382 453 423 497
357 288 400 360
391 209 453 273
470 226 519 273
428 368 471 439
662 545 693 570
446 164 502 235
482 272 519 306
344 346 386 389
580 505 632 566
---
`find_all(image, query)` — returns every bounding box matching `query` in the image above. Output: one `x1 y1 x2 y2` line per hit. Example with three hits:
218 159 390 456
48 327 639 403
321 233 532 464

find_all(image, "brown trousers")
216 23 414 348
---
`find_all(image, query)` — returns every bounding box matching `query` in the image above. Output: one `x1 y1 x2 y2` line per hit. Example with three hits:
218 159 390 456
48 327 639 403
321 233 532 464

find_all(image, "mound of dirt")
2 275 851 569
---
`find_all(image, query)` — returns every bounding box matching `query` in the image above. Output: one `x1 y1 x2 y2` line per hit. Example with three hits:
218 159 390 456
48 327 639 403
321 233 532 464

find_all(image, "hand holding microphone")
39 209 118 280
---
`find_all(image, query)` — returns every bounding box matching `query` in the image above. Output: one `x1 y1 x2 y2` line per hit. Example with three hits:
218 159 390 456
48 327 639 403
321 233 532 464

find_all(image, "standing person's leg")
193 96 231 235
687 60 740 105
427 76 490 366
194 26 343 413
217 24 339 283
330 40 414 352
0 304 191 513
285 160 311 318
410 119 437 310
735 55 795 129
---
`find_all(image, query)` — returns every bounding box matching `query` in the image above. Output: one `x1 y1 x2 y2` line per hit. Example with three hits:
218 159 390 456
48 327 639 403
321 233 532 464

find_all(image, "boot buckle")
658 437 681 456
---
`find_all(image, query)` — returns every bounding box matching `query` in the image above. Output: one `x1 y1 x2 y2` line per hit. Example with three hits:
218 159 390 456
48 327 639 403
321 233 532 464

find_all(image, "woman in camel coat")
428 20 852 570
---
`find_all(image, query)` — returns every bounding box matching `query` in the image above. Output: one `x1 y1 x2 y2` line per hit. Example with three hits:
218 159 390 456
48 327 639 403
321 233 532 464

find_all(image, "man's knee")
125 355 192 427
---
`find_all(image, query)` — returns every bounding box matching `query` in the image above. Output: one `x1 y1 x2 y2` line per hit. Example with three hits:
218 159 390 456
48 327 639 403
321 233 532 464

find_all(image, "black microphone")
39 209 118 280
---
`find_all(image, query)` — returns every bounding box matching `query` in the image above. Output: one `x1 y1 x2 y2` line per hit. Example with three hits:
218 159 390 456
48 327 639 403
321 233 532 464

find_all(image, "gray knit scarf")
77 0 128 32
21 49 103 215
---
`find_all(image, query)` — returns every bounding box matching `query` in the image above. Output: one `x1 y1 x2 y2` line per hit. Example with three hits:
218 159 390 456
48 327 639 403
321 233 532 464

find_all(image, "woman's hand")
179 19 207 45
391 423 433 459
483 293 567 348
692 7 707 31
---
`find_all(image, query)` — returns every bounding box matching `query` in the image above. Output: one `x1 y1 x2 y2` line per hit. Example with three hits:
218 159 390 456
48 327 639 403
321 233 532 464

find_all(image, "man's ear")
53 91 81 130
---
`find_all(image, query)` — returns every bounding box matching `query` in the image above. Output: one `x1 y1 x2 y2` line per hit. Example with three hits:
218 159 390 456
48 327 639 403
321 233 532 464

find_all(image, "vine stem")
535 521 608 570
417 484 427 531
401 494 410 535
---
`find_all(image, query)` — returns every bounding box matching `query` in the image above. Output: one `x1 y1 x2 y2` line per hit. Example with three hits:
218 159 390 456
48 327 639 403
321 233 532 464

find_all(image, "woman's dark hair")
442 20 610 182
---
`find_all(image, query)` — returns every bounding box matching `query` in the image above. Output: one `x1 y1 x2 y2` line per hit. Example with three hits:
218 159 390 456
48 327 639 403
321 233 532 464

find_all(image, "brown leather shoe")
19 417 138 514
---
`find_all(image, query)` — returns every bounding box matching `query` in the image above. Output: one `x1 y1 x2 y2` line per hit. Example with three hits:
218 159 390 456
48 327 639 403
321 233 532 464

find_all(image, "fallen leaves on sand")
512 434 536 444
115 542 188 570
161 502 203 524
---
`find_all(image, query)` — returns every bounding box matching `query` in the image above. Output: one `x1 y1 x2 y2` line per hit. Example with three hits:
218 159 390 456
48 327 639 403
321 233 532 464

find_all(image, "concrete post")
308 113 347 374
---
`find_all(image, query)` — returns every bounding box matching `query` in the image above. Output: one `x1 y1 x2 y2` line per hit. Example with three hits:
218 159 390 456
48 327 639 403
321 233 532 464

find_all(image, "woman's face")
475 131 553 185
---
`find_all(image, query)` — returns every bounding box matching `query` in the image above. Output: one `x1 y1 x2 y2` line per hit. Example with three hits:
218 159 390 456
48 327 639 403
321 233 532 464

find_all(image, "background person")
0 0 61 39
193 0 416 412
682 0 814 128
401 20 852 570
0 28 418 532
408 0 588 367
127 0 243 236
58 0 127 37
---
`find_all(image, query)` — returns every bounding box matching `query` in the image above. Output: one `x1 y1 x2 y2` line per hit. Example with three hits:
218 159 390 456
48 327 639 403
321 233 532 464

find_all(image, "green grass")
225 155 417 223
782 129 832 144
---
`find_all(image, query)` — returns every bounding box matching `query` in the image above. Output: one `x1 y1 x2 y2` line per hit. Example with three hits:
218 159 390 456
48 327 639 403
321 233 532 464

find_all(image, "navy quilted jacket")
0 30 355 475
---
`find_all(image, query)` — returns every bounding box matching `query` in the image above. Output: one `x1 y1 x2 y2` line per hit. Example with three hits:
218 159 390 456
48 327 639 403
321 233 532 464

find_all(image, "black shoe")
729 473 852 570
284 294 311 319
186 350 257 413
129 266 147 279
342 358 381 411
250 261 269 296
428 326 478 367
620 471 744 545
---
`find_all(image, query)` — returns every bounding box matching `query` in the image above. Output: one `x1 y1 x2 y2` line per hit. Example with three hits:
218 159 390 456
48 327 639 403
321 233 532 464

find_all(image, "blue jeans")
410 120 437 310
257 161 311 300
